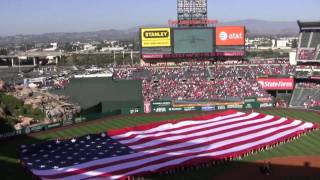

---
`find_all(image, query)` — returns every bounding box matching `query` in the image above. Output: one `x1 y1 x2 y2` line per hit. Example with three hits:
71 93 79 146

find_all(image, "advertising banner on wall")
216 26 245 46
151 101 172 107
257 78 295 90
141 28 171 48
150 100 274 113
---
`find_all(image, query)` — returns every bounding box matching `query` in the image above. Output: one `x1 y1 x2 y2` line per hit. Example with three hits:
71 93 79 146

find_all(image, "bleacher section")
290 88 302 107
310 32 320 48
185 66 210 79
297 21 320 62
290 87 320 107
115 64 296 102
296 71 311 78
132 69 152 80
300 32 311 48
276 93 292 105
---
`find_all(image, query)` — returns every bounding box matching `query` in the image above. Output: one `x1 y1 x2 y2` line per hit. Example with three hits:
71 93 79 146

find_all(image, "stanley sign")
141 28 171 47
144 31 169 38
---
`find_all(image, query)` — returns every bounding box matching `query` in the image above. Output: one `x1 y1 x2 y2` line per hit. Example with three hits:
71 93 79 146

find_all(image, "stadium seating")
115 64 295 102
300 32 311 48
290 83 320 107
310 32 320 48
132 69 152 80
296 71 311 78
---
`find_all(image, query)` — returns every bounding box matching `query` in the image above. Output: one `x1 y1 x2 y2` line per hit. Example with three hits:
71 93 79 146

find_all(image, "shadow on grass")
0 135 47 180
145 160 320 180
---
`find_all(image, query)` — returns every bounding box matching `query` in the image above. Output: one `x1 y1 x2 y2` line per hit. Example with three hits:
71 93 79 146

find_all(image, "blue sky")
0 0 319 36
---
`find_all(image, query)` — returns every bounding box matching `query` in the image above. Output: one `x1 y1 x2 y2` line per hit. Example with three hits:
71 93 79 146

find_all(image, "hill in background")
0 20 299 45
221 19 298 37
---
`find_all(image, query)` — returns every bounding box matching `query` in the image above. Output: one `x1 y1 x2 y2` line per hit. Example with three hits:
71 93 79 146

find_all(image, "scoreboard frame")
140 26 246 60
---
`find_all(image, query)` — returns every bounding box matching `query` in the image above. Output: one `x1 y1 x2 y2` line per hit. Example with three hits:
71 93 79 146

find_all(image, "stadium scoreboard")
140 26 245 60
173 28 214 54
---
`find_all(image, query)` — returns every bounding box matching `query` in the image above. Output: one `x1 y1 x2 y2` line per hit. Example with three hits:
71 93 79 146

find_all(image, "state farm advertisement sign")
257 78 294 90
216 26 245 46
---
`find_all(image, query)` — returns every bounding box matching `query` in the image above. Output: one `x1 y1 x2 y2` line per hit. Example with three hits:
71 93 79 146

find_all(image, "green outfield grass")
0 108 319 180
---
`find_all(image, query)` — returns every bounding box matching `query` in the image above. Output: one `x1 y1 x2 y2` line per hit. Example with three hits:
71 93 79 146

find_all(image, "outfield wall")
0 78 145 139
52 78 143 111
0 96 273 139
0 106 144 139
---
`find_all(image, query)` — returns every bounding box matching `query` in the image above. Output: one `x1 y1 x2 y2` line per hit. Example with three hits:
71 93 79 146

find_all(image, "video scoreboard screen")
173 28 214 54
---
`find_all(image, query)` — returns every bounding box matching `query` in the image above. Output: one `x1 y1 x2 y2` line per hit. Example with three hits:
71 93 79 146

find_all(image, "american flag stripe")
131 116 287 151
125 114 275 149
58 121 310 180
113 112 246 140
28 111 317 180
118 113 260 145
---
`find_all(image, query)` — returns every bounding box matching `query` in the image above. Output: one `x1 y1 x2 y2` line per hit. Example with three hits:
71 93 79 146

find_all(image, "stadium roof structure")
298 20 320 31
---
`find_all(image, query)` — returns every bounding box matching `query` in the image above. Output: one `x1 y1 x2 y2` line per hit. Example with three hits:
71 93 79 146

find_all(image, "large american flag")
20 110 318 179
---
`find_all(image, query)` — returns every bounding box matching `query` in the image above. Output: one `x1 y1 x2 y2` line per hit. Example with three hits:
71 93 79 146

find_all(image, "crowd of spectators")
213 64 295 77
306 100 320 108
114 63 295 102
298 49 317 60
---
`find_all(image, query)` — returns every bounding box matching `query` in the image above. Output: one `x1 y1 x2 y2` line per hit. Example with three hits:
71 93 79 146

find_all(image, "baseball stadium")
1 0 320 180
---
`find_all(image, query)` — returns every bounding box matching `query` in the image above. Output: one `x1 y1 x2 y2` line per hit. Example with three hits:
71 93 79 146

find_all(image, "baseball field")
0 108 320 180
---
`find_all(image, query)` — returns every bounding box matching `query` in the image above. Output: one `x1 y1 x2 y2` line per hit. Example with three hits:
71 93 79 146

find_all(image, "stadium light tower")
177 0 208 27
